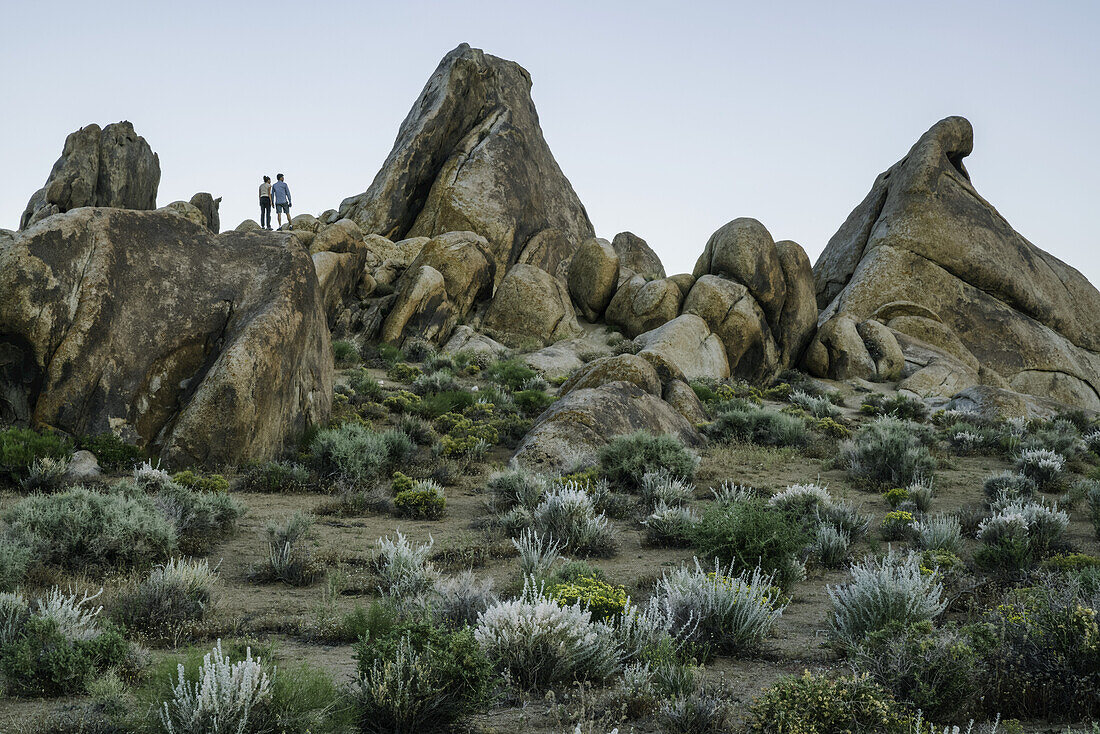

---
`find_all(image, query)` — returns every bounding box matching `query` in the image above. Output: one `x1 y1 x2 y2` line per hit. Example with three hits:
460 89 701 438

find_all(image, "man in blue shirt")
272 173 293 230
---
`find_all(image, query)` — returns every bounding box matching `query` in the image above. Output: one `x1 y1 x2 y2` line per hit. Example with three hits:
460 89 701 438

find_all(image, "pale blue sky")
2 0 1097 286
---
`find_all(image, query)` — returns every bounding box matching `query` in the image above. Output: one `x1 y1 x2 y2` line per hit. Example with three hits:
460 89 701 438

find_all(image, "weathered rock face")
604 275 684 339
481 264 582 347
810 116 1100 409
380 265 451 345
568 237 620 322
335 43 594 285
21 122 160 229
0 209 332 466
611 232 665 280
560 354 662 397
189 193 221 234
310 219 373 323
634 314 730 382
512 381 702 471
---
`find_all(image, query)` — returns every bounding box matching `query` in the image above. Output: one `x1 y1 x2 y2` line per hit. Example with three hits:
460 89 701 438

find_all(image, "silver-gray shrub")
768 483 832 514
813 525 851 568
842 417 936 488
160 639 274 734
983 498 1069 552
511 527 562 577
656 559 785 653
710 481 758 506
907 481 935 512
430 571 498 628
828 551 946 644
20 456 67 492
644 502 699 547
640 470 694 510
1085 429 1100 455
1015 448 1066 492
375 531 437 601
983 471 1037 502
487 467 551 512
532 484 617 556
309 424 414 486
260 513 316 585
411 369 459 396
815 499 872 540
789 389 842 419
915 514 964 554
115 558 217 634
0 592 29 647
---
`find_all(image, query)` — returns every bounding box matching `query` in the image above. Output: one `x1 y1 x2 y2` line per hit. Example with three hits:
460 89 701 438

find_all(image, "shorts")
276 202 291 214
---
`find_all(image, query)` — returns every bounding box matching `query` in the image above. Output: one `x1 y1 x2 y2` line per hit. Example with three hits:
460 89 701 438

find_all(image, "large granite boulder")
380 265 451 345
21 122 160 229
604 275 684 339
512 381 702 471
611 231 665 280
682 275 776 383
335 44 594 286
560 354 661 397
568 237 620 322
481 264 582 347
634 314 730 382
188 193 221 234
0 209 331 466
810 116 1100 409
310 219 373 322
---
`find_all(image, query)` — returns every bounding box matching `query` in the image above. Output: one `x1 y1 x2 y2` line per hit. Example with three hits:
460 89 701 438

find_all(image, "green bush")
4 487 175 571
386 362 422 383
332 339 360 366
0 616 130 697
309 424 415 485
0 427 71 481
354 621 492 734
171 470 229 493
843 418 936 489
76 432 143 472
0 532 33 591
692 499 808 590
547 576 628 622
513 389 555 416
413 390 477 419
598 432 696 491
393 481 446 520
743 671 908 734
486 359 536 391
241 460 314 492
112 558 216 639
154 483 244 554
880 511 915 541
705 404 808 447
860 393 929 422
382 389 421 413
348 369 384 401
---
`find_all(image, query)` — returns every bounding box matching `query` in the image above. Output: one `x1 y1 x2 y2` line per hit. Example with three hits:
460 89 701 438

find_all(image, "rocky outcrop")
512 381 702 471
0 208 331 466
481 264 582 347
335 43 593 285
21 122 160 229
442 325 508 360
560 354 662 397
611 232 665 280
634 314 729 382
310 219 373 322
809 116 1100 409
604 275 684 338
380 266 451 345
568 238 620 322
189 193 221 234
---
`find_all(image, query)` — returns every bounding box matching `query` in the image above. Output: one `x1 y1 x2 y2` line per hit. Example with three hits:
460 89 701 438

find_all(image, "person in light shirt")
258 175 273 230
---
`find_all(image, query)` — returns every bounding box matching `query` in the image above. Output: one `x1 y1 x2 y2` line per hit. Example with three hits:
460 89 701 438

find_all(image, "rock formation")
335 43 593 284
808 116 1100 409
611 232 665 280
0 209 332 466
20 121 160 229
480 264 582 347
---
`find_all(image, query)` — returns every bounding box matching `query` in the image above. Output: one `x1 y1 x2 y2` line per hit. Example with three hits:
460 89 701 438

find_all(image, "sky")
2 0 1098 286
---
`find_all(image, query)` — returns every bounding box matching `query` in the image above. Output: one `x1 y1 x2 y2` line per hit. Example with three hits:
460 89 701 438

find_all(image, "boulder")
380 265 452 345
0 208 331 466
774 240 818 367
336 44 593 286
560 354 661 397
236 219 262 232
611 232 665 280
189 193 221 234
161 201 207 228
309 219 374 322
856 319 905 381
682 274 777 382
62 450 102 485
398 231 494 319
693 218 787 327
516 228 573 280
812 116 1100 410
634 314 730 382
442 325 508 360
522 344 586 380
663 379 708 425
568 237 620 321
604 275 684 339
21 121 160 229
481 264 582 347
946 385 1089 421
512 381 702 471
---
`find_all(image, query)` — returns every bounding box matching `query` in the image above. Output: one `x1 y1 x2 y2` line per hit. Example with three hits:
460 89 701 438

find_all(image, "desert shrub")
860 392 929 422
393 479 446 520
1089 482 1100 539
657 560 785 654
828 551 946 645
531 484 618 557
812 525 851 568
1040 552 1100 574
983 471 1037 502
76 432 143 472
692 498 808 590
375 532 437 601
412 390 476 418
346 368 383 400
309 424 414 485
171 469 229 494
0 532 33 591
843 417 936 489
5 487 175 571
381 389 421 413
397 415 435 445
486 358 537 391
332 339 360 366
159 639 274 733
241 460 314 493
975 499 1069 571
154 483 244 554
0 427 71 481
814 416 852 439
355 622 492 734
914 514 963 554
255 513 318 586
435 412 496 458
789 389 841 419
335 600 400 644
474 580 620 690
431 572 498 628
599 431 697 490
659 686 734 734
386 362 422 383
743 671 908 734
640 469 695 510
1015 448 1066 492
705 404 809 447
908 481 934 512
852 621 983 721
768 483 831 516
0 588 130 697
411 369 459 396
1085 429 1100 455
883 486 910 508
513 389 555 415
880 510 915 541
114 557 217 638
815 499 872 540
19 456 67 492
644 503 699 547
547 576 628 622
512 528 562 577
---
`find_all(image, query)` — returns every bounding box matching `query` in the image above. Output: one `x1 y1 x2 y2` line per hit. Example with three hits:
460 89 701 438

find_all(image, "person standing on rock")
272 173 292 230
258 175 273 230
